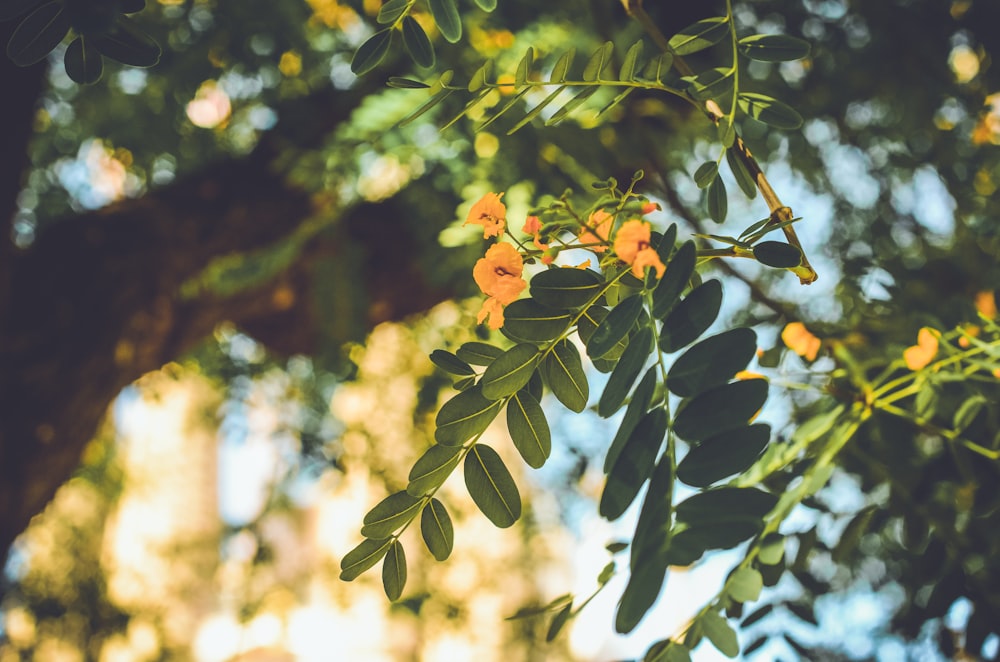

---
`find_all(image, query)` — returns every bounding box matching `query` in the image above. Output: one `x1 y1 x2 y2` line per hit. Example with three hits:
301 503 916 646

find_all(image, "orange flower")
975 290 997 319
472 242 527 329
578 209 613 252
903 327 939 371
641 201 660 215
613 220 666 279
465 192 506 238
781 322 821 361
522 215 548 250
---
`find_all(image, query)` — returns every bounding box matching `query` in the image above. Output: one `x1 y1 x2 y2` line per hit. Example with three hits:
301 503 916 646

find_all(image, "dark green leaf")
587 294 643 359
676 487 778 524
546 602 573 641
457 341 503 365
604 367 656 472
615 549 668 633
694 161 719 189
652 241 695 318
640 52 673 82
480 343 539 400
545 86 600 125
402 16 435 68
598 326 653 417
473 0 497 11
649 642 692 662
726 147 757 199
506 594 573 620
507 389 551 468
738 92 803 130
94 16 161 67
6 2 69 66
620 39 643 81
707 176 727 222
831 505 877 563
753 241 802 268
701 610 739 658
340 537 393 580
727 567 763 603
660 279 723 353
64 36 102 84
530 266 604 309
377 0 409 24
388 76 431 88
467 58 492 92
515 46 533 86
428 0 461 42
549 48 574 83
351 29 392 75
465 444 521 527
420 498 454 561
361 491 423 539
507 85 566 134
430 349 475 375
668 16 730 55
541 340 589 413
578 306 627 363
685 67 734 101
672 379 768 442
502 299 571 342
630 453 674 572
738 33 811 62
600 408 667 520
407 444 463 496
740 603 775 628
582 40 613 81
435 384 504 446
717 115 736 147
676 424 770 487
382 539 407 600
953 395 987 433
667 328 757 397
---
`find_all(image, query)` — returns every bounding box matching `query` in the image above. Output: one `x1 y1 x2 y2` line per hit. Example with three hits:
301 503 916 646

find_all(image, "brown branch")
620 0 817 284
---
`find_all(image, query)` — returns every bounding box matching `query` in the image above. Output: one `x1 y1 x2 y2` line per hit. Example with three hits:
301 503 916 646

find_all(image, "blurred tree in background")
1 0 999 660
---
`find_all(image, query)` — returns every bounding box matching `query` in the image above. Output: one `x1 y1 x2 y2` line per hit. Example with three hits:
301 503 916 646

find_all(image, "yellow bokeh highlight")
474 132 500 158
781 321 821 361
949 44 979 83
279 50 302 77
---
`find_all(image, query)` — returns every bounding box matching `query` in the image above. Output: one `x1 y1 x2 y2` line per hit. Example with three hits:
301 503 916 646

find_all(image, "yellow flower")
465 192 506 238
472 242 527 329
579 209 613 252
903 327 939 371
613 220 666 279
781 322 821 361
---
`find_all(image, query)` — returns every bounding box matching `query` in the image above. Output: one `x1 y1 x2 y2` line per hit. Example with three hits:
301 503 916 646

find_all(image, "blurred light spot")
279 50 302 77
971 92 1000 145
194 614 241 662
474 132 499 159
56 139 130 208
949 45 979 83
187 81 232 129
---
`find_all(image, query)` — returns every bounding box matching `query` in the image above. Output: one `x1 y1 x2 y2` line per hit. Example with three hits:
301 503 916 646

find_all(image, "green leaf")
600 408 667 520
465 444 521 527
587 294 643 359
340 537 393 580
507 389 551 468
481 343 539 400
758 534 785 566
740 603 775 629
435 385 504 446
473 0 497 11
402 15 435 68
700 610 739 658
953 394 987 433
382 539 407 600
615 548 668 633
546 602 573 641
457 341 503 365
351 29 392 75
507 85 567 134
790 405 845 445
598 326 653 418
685 67 734 101
739 33 811 62
582 41 613 81
467 58 492 92
726 147 757 199
832 505 877 564
727 567 763 603
652 241 695 318
515 47 533 86
641 52 674 82
676 424 770 487
694 161 719 189
676 487 778 524
377 0 409 24
541 340 589 413
667 328 757 397
578 306 626 363
398 88 453 127
605 367 656 472
420 498 454 561
672 379 769 442
545 86 600 125
660 279 723 353
407 444 463 496
93 16 160 67
668 16 730 55
550 48 574 83
649 642 692 662
428 0 461 43
388 76 431 88
430 349 475 375
630 453 674 572
707 176 728 222
502 299 572 342
6 1 69 66
64 36 102 84
530 266 604 309
506 594 573 620
620 39 643 81
717 115 736 147
753 241 802 268
738 92 803 130
361 491 423 539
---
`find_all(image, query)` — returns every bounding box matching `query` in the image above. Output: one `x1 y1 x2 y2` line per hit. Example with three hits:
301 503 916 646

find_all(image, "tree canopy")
2 0 1000 660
